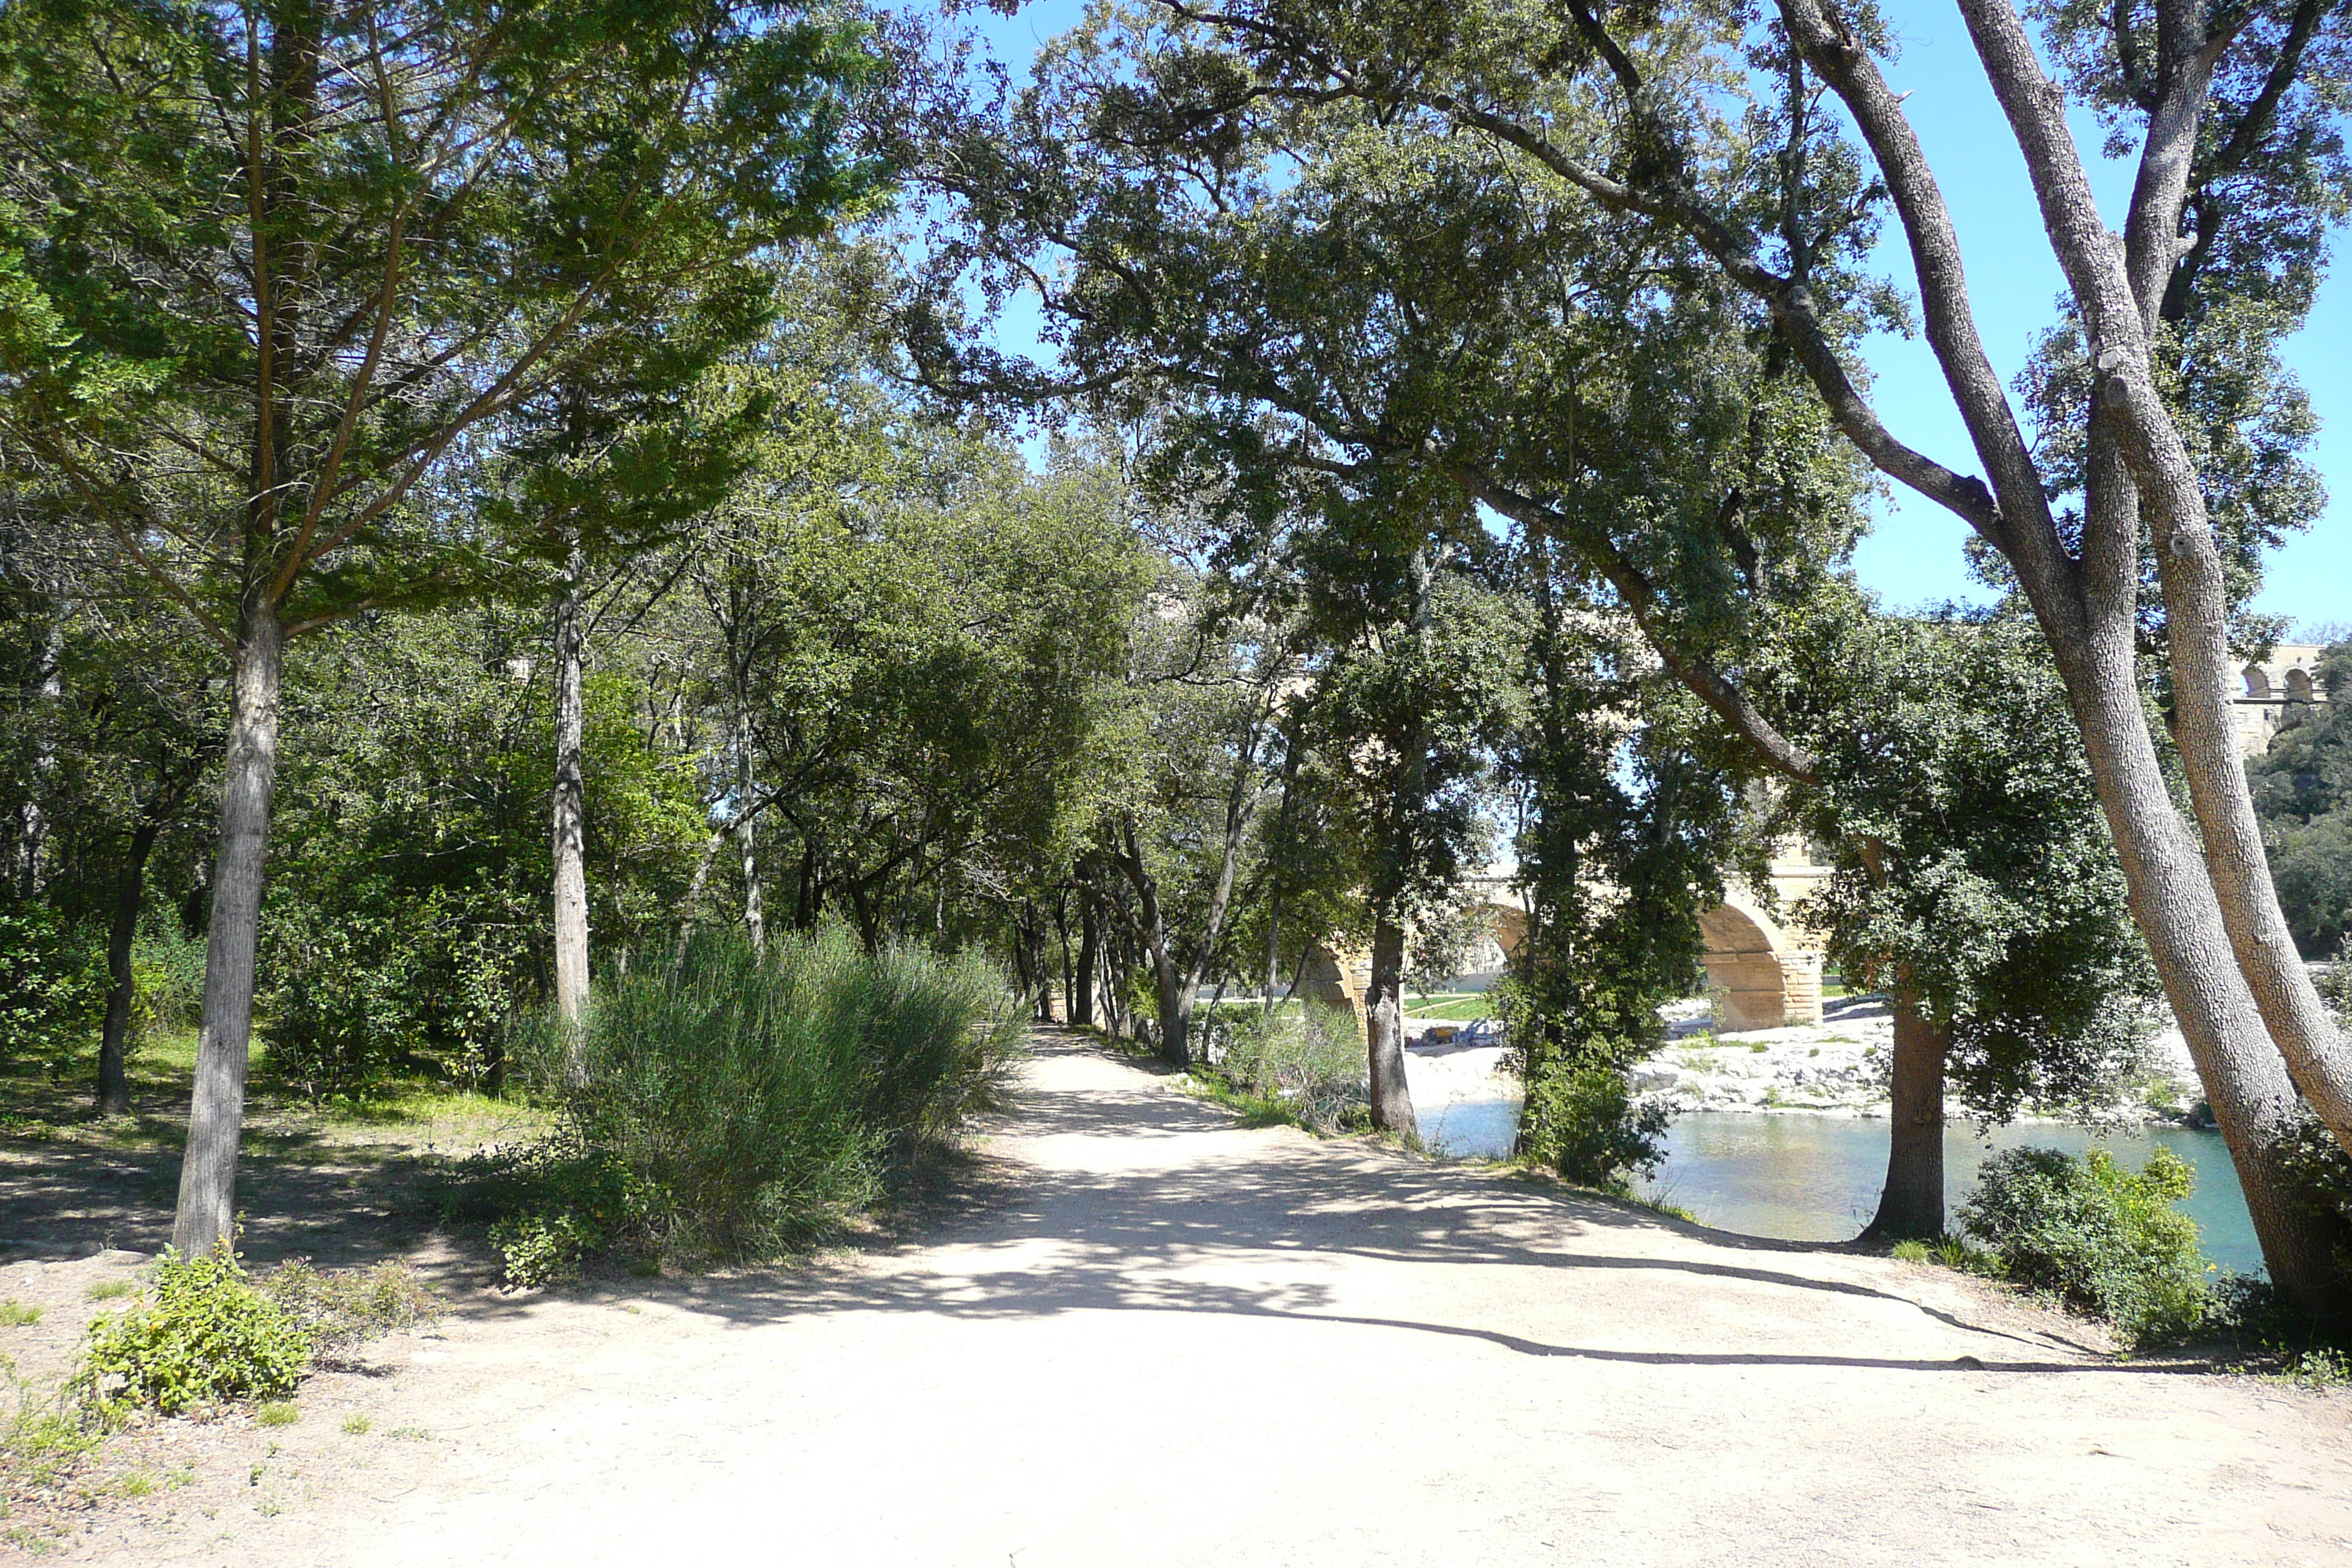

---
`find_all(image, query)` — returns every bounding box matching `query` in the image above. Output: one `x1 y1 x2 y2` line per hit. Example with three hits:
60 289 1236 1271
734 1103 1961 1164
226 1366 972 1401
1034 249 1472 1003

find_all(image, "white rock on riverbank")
1628 997 2204 1123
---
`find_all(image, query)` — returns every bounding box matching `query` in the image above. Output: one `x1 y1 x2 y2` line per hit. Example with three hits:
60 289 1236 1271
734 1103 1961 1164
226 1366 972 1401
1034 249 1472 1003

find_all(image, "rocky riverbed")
1629 995 2204 1123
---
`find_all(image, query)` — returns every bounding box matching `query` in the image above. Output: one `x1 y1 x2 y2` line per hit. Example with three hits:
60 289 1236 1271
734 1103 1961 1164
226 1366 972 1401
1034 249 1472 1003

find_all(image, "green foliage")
1 1357 99 1493
0 900 104 1068
483 924 1024 1274
1790 609 2161 1121
129 919 206 1038
1208 1006 1368 1134
256 1401 299 1428
1515 1057 1672 1193
77 1246 312 1419
0 1303 39 1327
1959 1147 2214 1349
2250 644 2352 957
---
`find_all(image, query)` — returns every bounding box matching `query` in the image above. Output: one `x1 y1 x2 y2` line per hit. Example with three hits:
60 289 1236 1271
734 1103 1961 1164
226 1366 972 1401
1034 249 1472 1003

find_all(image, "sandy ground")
37 1028 2352 1567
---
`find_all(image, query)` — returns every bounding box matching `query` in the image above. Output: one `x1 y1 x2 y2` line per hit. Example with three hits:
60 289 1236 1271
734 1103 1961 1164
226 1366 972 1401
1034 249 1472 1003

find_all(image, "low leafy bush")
1518 1060 1671 1193
130 919 207 1036
480 924 1023 1278
1207 1006 1368 1134
1959 1145 2212 1348
77 1245 311 1419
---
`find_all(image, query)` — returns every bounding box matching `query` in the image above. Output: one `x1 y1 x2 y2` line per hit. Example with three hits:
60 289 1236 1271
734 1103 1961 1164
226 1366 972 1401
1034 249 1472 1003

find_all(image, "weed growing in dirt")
0 1304 40 1327
1891 1237 1986 1270
387 1425 432 1441
341 1415 371 1435
76 1245 310 1420
256 1401 298 1427
83 1281 133 1303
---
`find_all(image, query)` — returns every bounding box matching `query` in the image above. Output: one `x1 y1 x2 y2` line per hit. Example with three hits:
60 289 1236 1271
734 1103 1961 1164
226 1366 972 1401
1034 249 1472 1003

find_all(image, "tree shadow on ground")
540 1030 2141 1377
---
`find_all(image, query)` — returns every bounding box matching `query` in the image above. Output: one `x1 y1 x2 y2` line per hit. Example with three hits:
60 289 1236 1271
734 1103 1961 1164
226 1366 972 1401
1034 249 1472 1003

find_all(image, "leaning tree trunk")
2036 543 2352 1326
551 547 590 1025
172 607 284 1256
1861 987 1947 1242
1364 915 1415 1134
97 816 164 1116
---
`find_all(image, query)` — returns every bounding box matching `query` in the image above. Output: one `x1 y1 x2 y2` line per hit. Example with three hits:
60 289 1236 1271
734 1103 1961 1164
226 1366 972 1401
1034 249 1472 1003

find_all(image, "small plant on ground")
84 1281 134 1303
75 1244 311 1420
0 1303 40 1327
255 1401 298 1427
342 1414 371 1435
1 1357 98 1494
1959 1145 2212 1349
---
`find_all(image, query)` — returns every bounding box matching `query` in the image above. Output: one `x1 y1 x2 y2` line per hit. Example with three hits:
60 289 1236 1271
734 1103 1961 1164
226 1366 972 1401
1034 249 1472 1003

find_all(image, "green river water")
1416 1101 2262 1276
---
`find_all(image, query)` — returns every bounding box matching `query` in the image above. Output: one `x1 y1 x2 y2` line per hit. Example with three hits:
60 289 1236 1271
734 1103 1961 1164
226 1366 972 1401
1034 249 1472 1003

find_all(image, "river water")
1415 1098 2264 1277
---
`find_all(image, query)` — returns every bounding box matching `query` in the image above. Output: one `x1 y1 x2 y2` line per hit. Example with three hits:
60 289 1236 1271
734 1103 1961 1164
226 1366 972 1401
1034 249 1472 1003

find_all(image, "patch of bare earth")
10 1028 2351 1566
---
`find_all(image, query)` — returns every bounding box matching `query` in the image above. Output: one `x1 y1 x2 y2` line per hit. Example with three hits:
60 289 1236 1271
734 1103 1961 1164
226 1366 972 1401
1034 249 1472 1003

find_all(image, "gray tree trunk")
551 548 590 1024
171 607 284 1256
1074 895 1098 1028
1862 990 1946 1242
97 817 163 1117
1365 916 1416 1134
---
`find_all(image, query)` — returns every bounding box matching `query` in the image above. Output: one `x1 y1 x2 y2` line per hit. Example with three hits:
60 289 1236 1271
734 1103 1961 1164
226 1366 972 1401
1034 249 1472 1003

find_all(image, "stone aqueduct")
1298 647 2329 1032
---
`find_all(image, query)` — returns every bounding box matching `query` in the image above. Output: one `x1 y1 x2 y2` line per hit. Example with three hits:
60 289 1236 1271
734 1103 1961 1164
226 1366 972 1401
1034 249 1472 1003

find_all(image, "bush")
1209 1006 1368 1133
260 1259 441 1352
1959 1145 2212 1348
490 923 1024 1274
77 1245 312 1419
1518 1058 1671 1192
130 918 207 1036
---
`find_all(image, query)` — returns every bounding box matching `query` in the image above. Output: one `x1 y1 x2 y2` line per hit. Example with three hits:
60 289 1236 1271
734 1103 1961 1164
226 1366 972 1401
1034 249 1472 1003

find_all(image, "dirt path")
61 1029 2352 1566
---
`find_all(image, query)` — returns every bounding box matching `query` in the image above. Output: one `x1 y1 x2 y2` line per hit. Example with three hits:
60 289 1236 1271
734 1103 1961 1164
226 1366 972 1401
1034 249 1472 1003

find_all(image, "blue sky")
956 0 2347 636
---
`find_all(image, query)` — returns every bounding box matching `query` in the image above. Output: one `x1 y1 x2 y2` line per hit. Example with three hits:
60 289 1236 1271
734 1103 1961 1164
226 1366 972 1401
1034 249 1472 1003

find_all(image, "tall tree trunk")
735 714 762 956
1365 915 1415 1134
1861 988 1947 1242
672 823 727 968
97 816 163 1116
15 619 64 897
172 607 284 1256
1074 894 1098 1028
551 545 590 1023
2040 578 2351 1324
1055 892 1074 1025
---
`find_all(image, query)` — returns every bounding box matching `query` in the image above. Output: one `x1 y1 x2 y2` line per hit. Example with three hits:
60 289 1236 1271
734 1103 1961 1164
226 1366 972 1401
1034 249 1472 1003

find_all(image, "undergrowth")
456 924 1025 1284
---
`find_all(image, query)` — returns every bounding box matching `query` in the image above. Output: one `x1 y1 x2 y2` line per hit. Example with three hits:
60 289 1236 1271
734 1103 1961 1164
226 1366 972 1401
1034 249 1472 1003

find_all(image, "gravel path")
71 1028 2352 1567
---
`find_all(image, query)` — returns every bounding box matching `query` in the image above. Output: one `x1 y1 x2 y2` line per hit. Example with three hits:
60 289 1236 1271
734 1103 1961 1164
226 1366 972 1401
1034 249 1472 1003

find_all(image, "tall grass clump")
1204 1005 1367 1133
485 924 1023 1279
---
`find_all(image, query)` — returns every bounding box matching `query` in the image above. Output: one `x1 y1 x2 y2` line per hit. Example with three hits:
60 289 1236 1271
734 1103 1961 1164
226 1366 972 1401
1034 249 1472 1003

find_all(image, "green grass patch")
340 1414 372 1436
0 1303 42 1327
255 1401 298 1428
83 1281 134 1303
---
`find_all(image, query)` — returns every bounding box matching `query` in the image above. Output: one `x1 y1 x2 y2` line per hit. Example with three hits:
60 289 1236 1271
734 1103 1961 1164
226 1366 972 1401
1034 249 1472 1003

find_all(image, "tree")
0 0 879 1251
1052 0 2352 1323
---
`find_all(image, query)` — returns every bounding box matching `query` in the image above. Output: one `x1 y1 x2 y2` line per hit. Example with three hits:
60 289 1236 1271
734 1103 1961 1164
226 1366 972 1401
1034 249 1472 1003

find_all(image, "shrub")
0 899 105 1069
261 1259 441 1351
1519 1059 1671 1193
1210 1006 1368 1133
1959 1145 2212 1348
490 924 1023 1273
77 1245 311 1419
130 919 207 1036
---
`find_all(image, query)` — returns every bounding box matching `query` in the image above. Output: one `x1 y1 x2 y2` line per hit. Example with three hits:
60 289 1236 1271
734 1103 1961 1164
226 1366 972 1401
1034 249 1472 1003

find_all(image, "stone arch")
2244 665 2272 700
2287 667 2314 703
1697 891 1824 1032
